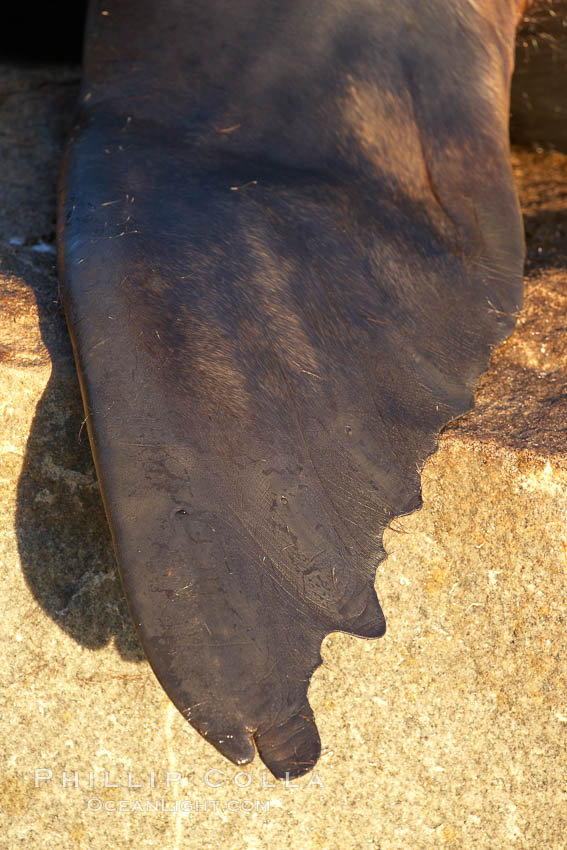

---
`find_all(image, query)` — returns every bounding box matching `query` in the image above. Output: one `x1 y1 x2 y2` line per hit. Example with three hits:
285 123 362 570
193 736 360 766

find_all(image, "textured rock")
0 64 566 849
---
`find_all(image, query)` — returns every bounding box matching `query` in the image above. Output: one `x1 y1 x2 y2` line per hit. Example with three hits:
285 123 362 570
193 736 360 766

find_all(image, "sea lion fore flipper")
58 0 526 777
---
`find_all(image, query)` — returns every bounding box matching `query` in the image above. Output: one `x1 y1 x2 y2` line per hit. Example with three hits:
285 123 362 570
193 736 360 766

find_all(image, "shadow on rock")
1 63 144 661
16 361 144 661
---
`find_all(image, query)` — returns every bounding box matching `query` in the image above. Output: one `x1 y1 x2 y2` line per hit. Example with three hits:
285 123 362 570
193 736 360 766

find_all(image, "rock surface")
0 64 566 849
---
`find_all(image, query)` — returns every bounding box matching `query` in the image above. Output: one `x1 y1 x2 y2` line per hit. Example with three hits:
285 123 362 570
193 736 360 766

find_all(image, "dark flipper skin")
58 0 528 777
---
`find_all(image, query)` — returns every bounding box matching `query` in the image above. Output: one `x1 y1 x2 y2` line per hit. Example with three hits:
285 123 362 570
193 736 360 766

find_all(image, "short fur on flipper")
58 0 526 777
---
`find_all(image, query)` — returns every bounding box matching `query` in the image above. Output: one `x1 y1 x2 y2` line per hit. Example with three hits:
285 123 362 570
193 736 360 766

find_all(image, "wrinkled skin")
58 0 539 777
